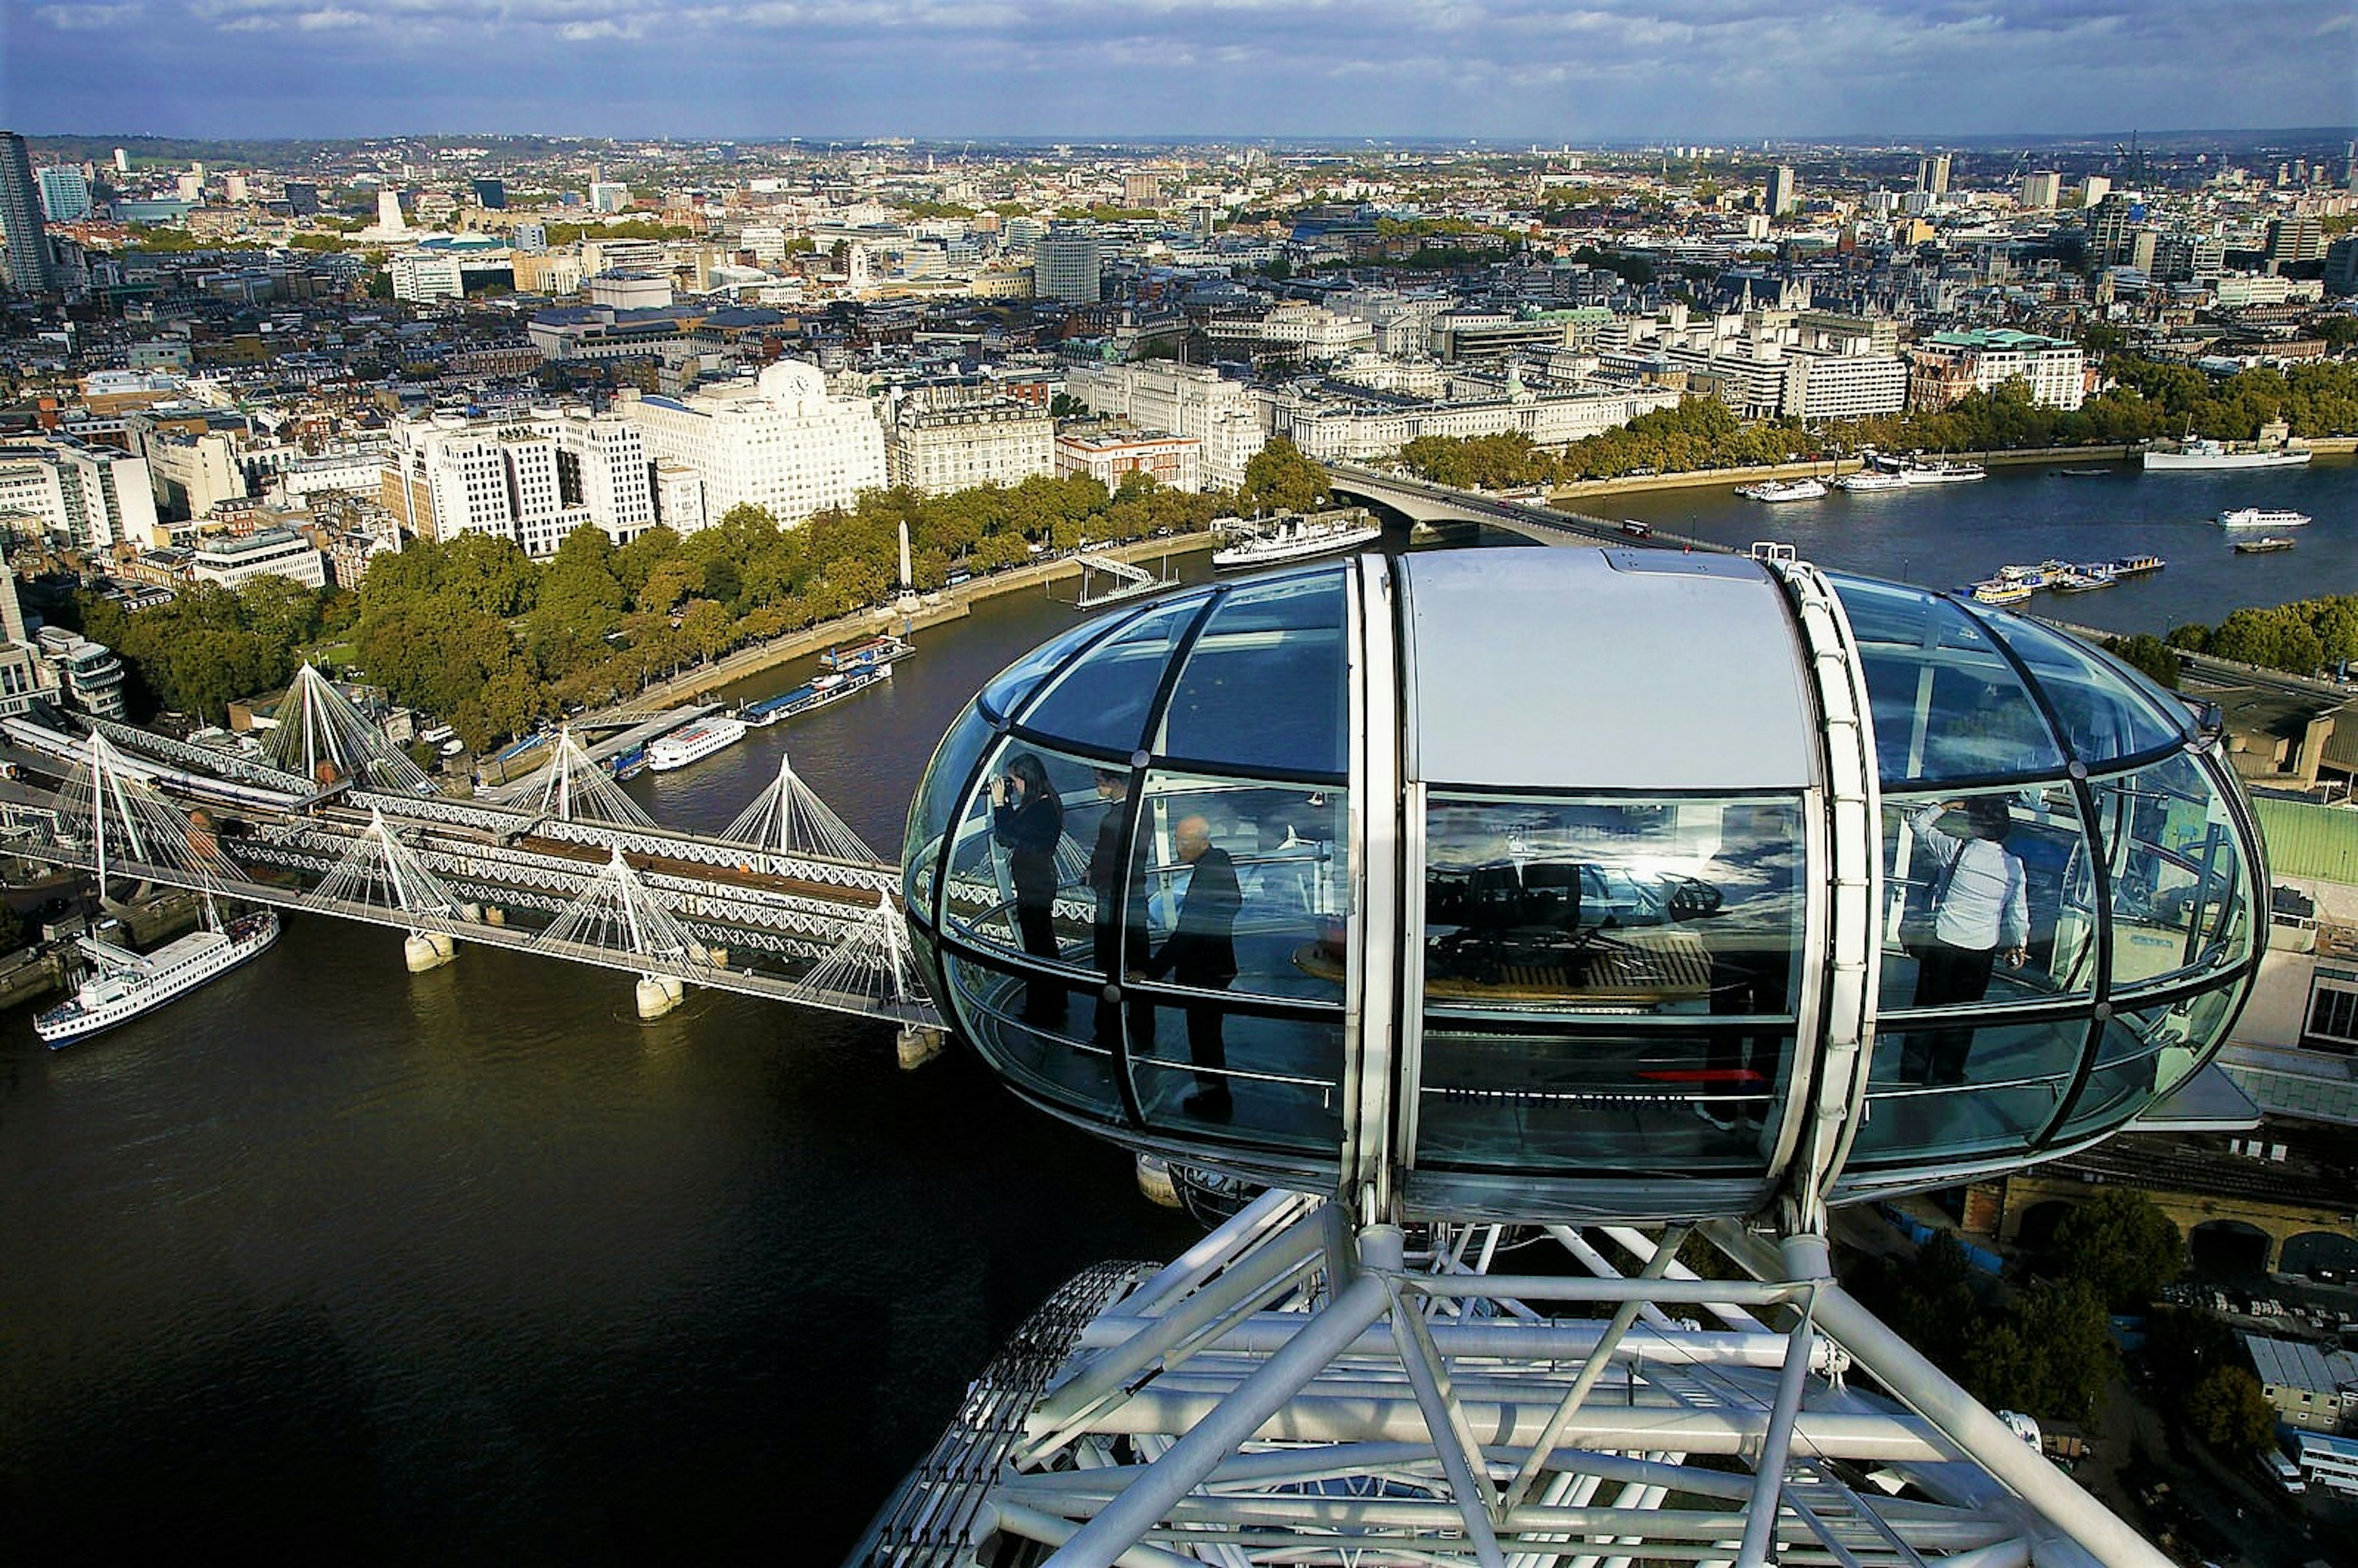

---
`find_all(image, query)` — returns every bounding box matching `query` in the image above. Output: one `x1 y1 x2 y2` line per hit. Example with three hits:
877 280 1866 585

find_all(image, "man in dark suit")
1142 814 1241 1119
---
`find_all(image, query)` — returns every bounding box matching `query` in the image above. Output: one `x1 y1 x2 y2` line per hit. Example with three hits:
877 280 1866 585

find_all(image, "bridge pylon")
305 807 469 972
721 751 876 863
531 726 656 829
55 729 238 901
534 845 716 1019
787 889 939 1061
265 663 437 795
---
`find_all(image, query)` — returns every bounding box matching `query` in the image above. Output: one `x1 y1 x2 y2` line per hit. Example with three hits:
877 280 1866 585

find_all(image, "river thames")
1 452 2353 1559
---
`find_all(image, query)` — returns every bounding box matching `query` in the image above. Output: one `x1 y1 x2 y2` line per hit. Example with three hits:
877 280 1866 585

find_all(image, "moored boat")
2233 536 2298 555
1970 578 2033 606
2108 553 2165 577
645 716 749 772
1212 510 1383 570
2049 563 2118 593
741 664 890 727
2144 437 2310 472
1833 468 1910 493
819 635 913 673
1901 460 1986 484
34 907 281 1048
1734 478 1828 503
2217 506 2312 529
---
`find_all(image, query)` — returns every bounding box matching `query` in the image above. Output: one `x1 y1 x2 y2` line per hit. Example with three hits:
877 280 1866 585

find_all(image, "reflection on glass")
979 603 1164 723
1416 1020 1786 1174
1980 613 2187 767
2054 988 2239 1139
947 952 1118 1116
1837 577 2065 784
1161 570 1350 775
1881 788 2095 1022
1129 1000 1346 1154
1132 772 1350 1006
2095 752 2249 988
1422 796 1798 1019
1020 597 1208 751
1853 1017 2088 1164
904 701 996 912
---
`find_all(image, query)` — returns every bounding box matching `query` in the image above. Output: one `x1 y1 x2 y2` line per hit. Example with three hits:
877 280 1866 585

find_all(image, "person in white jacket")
1901 796 2029 1086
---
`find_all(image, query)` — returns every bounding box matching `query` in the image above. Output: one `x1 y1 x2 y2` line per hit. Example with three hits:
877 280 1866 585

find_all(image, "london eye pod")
901 547 2264 1222
884 546 2260 1566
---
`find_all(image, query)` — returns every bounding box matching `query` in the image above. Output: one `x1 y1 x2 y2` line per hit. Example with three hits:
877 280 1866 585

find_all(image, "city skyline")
6 1 2354 143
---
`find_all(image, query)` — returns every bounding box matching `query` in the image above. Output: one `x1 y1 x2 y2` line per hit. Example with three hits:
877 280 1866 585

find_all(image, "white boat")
1901 460 1986 484
1834 468 1910 492
1212 511 1382 570
1970 579 2033 607
34 907 281 1048
2143 438 2311 472
2217 507 2312 529
741 664 890 727
645 715 749 772
1734 478 1828 502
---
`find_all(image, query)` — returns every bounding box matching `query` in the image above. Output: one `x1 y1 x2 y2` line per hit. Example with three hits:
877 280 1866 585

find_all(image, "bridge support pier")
1134 1154 1181 1209
403 931 456 973
636 972 685 1020
895 1024 944 1070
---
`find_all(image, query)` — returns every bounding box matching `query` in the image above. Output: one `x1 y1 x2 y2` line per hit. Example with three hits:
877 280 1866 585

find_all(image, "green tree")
2051 1189 2184 1310
2185 1365 2277 1459
2104 633 2181 690
1237 437 1332 516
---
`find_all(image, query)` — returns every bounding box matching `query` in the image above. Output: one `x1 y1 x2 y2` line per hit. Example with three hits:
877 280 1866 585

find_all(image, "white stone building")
386 406 658 557
1907 330 2085 411
1058 362 1268 490
0 433 158 552
885 395 1054 494
624 361 886 529
187 527 327 590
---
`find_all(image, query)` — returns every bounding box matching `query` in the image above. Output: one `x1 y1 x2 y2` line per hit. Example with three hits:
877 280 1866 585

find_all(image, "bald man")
1143 814 1241 1119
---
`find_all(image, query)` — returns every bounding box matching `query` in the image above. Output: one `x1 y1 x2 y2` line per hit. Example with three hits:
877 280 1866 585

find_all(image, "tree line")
1396 357 2358 489
74 449 1336 755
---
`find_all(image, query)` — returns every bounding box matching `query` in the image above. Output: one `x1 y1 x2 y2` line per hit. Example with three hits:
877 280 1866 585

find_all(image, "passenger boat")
819 635 913 673
2233 536 2298 555
1212 511 1383 570
1833 468 1910 492
2217 506 2312 529
645 716 749 772
2143 437 2310 472
1733 478 1828 503
2109 553 2166 577
2056 467 2115 477
1970 578 2033 606
34 907 281 1048
740 664 890 727
1901 460 1986 484
2049 563 2118 593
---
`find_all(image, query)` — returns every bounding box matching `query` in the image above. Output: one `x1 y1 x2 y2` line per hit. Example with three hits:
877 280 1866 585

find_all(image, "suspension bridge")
0 666 944 1045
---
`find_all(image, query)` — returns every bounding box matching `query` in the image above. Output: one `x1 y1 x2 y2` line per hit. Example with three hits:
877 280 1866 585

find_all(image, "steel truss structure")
863 1190 2164 1567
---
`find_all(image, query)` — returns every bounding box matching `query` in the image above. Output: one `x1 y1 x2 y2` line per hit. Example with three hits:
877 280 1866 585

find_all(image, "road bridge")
1321 462 1735 554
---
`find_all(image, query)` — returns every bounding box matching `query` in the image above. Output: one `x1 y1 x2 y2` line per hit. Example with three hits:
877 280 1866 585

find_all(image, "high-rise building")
472 177 507 211
0 131 58 295
2087 192 2138 266
2018 171 2060 209
35 165 91 223
1033 226 1102 303
1765 166 1798 218
588 181 631 213
111 147 129 173
2266 213 2325 266
1916 153 1951 198
376 187 407 234
282 180 320 216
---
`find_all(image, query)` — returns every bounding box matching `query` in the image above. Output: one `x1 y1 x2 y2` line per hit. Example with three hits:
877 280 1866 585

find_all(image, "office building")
2019 171 2061 209
1908 329 2085 411
2076 174 2111 208
0 433 157 550
1054 427 1203 494
589 181 631 214
375 187 407 235
1765 165 1798 217
188 527 327 591
472 177 507 211
2267 213 2325 266
625 360 885 530
35 165 90 223
386 406 658 557
34 627 127 719
1916 153 1951 198
282 180 319 216
111 147 129 173
0 131 57 294
1033 227 1102 304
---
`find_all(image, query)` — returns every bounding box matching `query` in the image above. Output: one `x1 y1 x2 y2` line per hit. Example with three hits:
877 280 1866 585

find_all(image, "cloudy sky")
6 0 2353 141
